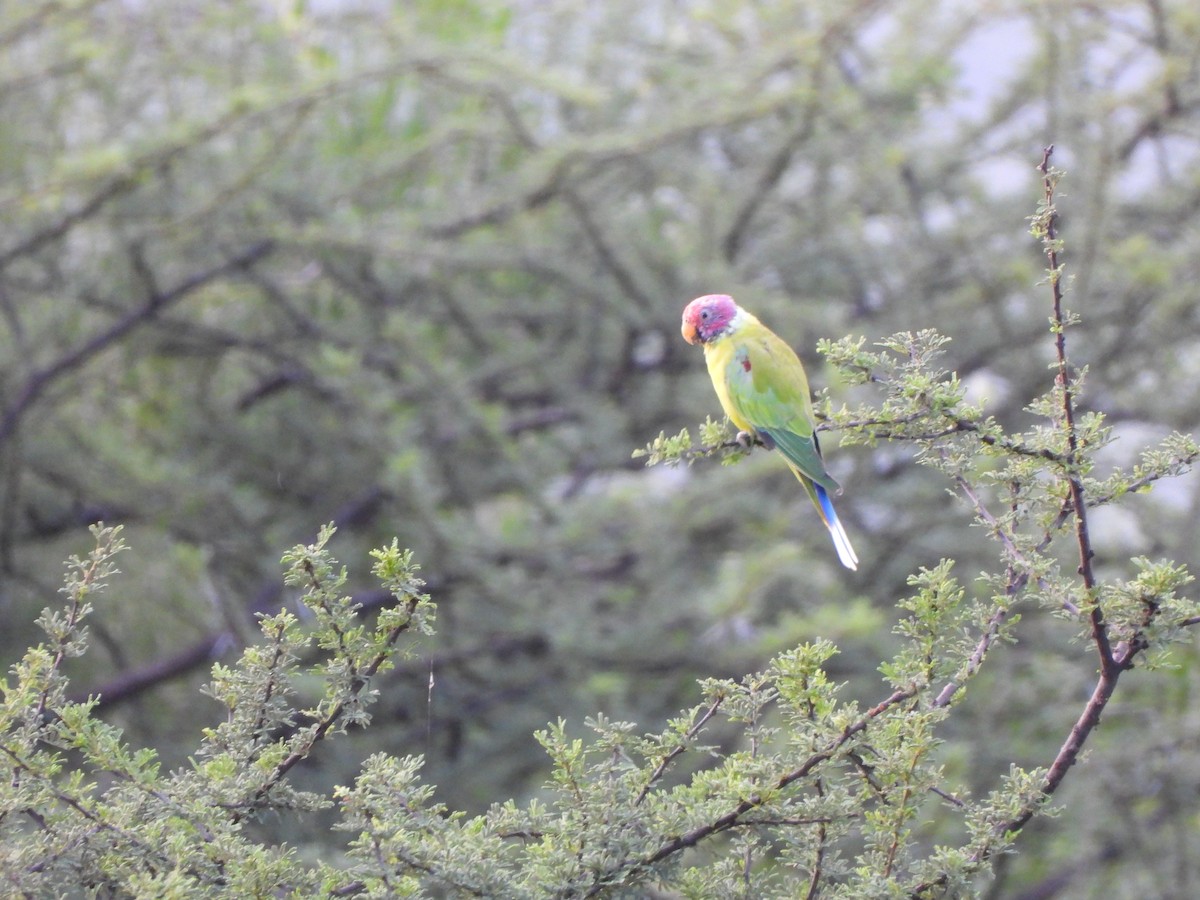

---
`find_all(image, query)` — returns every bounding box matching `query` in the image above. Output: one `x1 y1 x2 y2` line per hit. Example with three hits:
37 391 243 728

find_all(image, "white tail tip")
829 517 859 571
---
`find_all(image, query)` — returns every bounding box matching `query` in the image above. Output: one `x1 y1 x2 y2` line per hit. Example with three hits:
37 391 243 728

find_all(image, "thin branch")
990 148 1120 826
679 402 1073 472
634 694 726 805
913 635 1145 898
0 177 136 268
804 681 831 900
992 655 1121 837
928 785 966 808
851 411 1070 466
0 241 274 448
722 113 817 262
33 552 98 724
1084 448 1200 509
563 189 656 316
953 475 1055 594
910 148 1159 899
230 590 424 823
932 466 1084 709
1037 146 1112 674
1 743 175 881
804 784 829 900
580 684 919 897
932 605 1009 710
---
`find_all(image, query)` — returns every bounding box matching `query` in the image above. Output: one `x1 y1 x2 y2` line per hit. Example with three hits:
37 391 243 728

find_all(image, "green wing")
723 324 842 495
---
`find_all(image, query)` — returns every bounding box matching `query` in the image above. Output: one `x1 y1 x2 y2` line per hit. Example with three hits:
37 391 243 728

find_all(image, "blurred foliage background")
2 0 1199 894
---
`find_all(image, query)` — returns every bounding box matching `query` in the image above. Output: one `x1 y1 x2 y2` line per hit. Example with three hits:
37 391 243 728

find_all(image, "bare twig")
0 177 136 268
0 241 274 448
723 113 817 262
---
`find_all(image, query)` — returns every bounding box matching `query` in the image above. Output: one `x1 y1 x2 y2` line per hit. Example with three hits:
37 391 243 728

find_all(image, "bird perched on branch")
681 294 858 570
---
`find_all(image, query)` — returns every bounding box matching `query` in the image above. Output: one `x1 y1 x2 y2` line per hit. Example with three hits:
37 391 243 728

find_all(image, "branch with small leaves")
194 524 435 825
905 147 1200 897
632 416 763 467
635 150 1199 898
580 680 922 898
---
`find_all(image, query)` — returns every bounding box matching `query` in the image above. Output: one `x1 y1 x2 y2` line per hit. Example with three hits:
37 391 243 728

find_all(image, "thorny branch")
659 148 1198 898
581 685 919 898
634 694 726 806
1036 147 1111 673
229 558 426 825
911 145 1185 897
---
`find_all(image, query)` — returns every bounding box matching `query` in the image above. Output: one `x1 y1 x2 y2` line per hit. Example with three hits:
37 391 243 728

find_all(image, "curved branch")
0 241 274 449
581 684 919 897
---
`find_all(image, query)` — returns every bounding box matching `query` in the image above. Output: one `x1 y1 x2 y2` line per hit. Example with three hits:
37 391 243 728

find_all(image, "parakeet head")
681 294 740 345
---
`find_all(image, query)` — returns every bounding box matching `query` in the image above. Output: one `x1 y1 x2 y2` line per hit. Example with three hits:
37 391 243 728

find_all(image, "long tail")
812 482 859 571
788 465 859 570
796 480 854 571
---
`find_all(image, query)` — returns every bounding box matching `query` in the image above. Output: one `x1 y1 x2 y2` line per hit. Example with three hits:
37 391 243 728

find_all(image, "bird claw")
735 430 754 449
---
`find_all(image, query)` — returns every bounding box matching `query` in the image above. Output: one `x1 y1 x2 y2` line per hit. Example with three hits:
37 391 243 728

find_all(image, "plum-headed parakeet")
681 294 858 570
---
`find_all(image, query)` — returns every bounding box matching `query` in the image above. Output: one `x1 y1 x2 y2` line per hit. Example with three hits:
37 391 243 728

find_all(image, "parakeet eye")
700 310 710 320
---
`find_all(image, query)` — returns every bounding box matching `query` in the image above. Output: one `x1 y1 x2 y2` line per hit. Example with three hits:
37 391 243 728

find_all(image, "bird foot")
735 430 755 449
